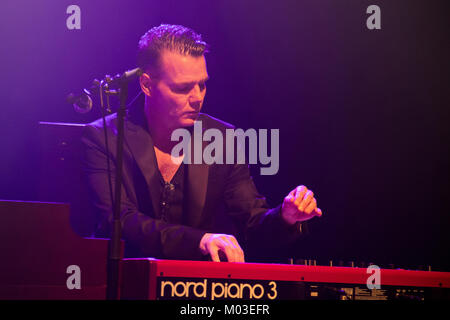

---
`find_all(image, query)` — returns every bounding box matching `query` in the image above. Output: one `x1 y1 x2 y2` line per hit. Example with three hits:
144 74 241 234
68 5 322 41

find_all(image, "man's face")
145 50 209 129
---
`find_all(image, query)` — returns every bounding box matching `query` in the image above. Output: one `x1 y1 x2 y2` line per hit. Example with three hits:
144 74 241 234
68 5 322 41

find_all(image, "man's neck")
144 107 178 154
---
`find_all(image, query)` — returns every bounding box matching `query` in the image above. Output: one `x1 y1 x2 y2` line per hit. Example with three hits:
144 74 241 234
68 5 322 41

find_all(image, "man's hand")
281 185 323 225
199 233 245 263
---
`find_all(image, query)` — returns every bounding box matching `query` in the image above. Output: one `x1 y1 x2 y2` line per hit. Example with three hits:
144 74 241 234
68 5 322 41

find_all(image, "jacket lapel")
124 101 210 226
184 160 209 228
124 116 162 219
181 117 209 227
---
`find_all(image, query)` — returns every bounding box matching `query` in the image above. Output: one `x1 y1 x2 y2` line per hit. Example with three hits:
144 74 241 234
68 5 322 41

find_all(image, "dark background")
0 0 449 270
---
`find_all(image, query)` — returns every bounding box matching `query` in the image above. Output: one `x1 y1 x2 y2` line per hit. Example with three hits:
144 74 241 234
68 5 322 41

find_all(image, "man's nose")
190 84 204 104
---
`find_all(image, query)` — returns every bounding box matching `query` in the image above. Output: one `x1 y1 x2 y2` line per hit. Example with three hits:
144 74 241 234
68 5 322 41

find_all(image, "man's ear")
139 73 152 97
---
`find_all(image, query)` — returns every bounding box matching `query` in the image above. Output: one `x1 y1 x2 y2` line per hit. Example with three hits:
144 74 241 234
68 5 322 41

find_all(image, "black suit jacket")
81 100 307 261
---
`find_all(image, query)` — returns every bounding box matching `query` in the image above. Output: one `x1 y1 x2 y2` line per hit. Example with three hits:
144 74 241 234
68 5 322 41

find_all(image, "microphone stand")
69 68 142 300
106 78 127 300
95 69 142 300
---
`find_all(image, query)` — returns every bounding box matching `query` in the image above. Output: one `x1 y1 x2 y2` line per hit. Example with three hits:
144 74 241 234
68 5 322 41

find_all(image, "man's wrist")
199 233 211 255
281 206 297 225
280 207 305 234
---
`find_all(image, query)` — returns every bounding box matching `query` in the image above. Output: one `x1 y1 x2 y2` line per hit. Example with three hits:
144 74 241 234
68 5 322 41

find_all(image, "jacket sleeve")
223 161 308 261
81 123 207 260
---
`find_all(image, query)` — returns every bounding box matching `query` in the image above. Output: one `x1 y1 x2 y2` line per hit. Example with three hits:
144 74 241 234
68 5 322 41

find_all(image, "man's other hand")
281 185 323 225
199 233 245 262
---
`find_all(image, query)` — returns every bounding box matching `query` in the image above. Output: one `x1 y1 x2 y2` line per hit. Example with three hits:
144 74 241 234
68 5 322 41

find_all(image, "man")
82 24 322 263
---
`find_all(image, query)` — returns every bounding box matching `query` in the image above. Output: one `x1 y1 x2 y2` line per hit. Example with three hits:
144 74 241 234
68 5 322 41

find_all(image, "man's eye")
173 86 191 93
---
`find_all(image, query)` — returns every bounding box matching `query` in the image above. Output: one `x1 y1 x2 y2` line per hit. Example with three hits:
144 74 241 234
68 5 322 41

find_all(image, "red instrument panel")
0 200 112 300
121 258 450 300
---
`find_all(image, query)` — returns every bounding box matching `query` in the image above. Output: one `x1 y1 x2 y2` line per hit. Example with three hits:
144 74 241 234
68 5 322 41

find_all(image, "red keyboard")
121 258 450 300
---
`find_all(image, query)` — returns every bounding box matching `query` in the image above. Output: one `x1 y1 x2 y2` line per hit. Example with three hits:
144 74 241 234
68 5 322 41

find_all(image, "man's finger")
223 246 238 263
303 190 314 200
229 237 245 262
299 190 314 211
215 237 237 262
286 187 299 203
209 246 220 262
294 186 308 207
314 207 323 217
287 187 297 199
229 244 243 263
304 197 317 214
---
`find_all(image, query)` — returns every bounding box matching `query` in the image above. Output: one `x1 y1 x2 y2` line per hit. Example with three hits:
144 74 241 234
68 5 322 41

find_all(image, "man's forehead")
160 50 208 83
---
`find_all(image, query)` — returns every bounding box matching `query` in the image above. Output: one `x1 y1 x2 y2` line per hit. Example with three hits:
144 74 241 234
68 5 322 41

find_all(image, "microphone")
122 67 143 80
66 67 143 114
67 88 93 114
108 67 143 87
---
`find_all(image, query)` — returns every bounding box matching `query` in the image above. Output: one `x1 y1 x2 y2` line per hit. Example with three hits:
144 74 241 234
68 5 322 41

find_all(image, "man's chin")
183 114 200 125
177 118 196 128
